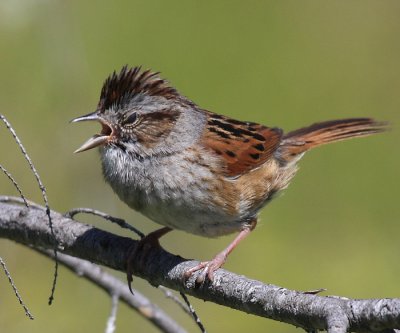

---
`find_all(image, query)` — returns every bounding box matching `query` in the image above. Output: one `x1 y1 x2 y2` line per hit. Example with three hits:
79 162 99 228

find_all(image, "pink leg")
185 219 257 283
126 227 172 293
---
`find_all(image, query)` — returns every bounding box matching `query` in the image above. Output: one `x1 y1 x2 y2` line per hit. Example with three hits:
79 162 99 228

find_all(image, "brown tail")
279 118 387 161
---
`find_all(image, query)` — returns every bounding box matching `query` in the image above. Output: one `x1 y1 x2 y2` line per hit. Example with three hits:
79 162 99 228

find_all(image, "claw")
125 227 171 292
127 269 134 294
185 256 225 284
126 242 138 294
197 266 209 284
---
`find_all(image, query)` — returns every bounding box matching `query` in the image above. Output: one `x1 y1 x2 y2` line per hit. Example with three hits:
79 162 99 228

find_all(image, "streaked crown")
97 66 179 112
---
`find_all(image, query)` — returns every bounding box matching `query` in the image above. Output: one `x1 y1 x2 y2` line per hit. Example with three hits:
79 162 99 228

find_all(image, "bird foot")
184 225 255 284
184 252 227 284
126 227 171 293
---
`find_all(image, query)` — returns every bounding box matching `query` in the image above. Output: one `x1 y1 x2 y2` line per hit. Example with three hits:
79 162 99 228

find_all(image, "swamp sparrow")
72 66 386 287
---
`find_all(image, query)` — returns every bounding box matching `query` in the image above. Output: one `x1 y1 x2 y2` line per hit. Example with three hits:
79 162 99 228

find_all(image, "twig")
64 207 144 238
158 285 191 316
160 285 210 332
0 165 32 318
0 164 28 207
0 256 34 320
0 114 59 305
0 195 46 209
105 293 119 333
179 292 206 333
37 249 187 333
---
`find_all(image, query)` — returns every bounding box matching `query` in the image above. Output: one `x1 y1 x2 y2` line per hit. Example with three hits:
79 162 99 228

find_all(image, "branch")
0 256 34 319
0 197 399 333
35 249 186 333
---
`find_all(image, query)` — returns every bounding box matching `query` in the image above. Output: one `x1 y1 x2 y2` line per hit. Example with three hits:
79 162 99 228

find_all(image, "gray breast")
100 146 243 237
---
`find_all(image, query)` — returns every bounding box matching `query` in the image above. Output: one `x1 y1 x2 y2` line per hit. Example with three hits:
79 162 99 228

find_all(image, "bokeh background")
0 1 399 332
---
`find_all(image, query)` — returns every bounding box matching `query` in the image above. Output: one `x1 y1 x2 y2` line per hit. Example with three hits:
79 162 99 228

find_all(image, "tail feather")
279 118 387 161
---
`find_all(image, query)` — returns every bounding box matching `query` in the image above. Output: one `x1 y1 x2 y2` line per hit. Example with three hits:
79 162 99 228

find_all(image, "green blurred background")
0 1 399 332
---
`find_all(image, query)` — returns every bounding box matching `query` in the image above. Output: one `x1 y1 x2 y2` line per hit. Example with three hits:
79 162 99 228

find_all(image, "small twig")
105 293 119 333
64 207 145 239
38 249 187 333
158 285 191 316
159 285 207 333
0 114 59 305
179 292 206 333
0 166 32 318
0 164 28 207
0 257 34 320
0 196 44 209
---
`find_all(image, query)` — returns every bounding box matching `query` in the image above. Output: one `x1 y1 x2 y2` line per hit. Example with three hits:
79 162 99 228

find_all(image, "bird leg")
185 219 257 283
126 226 172 293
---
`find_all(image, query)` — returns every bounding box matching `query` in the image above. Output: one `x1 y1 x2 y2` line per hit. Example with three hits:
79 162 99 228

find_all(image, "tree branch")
0 197 399 333
36 249 187 333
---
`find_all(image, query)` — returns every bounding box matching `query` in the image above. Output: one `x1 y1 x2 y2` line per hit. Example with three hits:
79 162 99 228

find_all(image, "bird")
72 65 386 289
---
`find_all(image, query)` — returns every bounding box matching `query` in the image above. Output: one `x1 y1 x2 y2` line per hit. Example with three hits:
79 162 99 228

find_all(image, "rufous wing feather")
201 112 283 177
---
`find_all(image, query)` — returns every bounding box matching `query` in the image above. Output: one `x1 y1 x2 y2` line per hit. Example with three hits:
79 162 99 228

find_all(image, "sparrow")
72 66 386 288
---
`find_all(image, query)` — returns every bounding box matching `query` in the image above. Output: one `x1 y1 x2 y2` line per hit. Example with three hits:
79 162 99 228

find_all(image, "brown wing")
201 111 283 177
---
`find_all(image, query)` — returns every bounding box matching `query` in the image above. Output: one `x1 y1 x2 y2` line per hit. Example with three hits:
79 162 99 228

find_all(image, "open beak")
71 112 113 153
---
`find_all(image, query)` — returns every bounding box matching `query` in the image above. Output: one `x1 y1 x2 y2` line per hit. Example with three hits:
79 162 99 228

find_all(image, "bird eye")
124 112 138 125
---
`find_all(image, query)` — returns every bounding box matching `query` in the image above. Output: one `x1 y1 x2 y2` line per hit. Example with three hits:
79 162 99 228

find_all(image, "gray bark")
0 198 399 333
